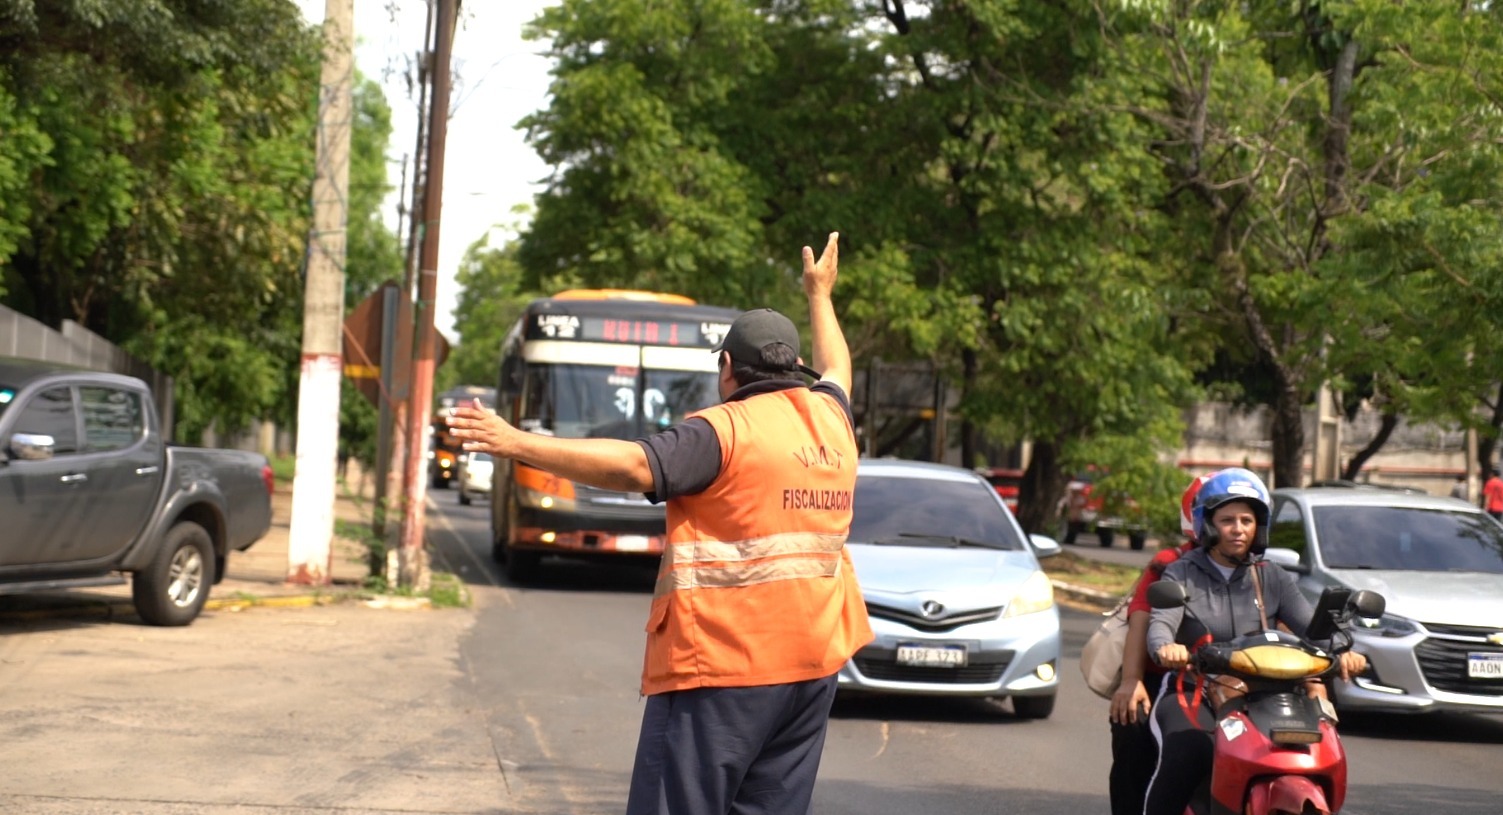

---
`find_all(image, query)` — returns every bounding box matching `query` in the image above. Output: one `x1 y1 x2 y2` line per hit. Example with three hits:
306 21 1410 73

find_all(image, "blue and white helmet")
1192 467 1271 553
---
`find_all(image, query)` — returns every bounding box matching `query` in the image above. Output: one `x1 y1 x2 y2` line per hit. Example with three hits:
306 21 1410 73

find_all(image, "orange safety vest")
640 386 874 695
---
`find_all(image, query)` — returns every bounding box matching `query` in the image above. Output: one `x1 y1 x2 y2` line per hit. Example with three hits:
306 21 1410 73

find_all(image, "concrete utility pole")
378 5 439 546
287 0 354 584
397 0 458 589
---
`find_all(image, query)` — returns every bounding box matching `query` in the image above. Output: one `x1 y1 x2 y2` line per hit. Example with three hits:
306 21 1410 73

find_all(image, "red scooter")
1147 582 1385 815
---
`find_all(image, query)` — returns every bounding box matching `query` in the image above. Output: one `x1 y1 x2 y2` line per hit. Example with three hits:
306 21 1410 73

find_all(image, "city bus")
489 289 741 581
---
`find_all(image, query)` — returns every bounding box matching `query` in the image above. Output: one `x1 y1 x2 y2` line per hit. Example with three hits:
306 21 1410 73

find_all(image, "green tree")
516 0 1206 532
1096 0 1503 487
0 0 322 441
446 234 540 392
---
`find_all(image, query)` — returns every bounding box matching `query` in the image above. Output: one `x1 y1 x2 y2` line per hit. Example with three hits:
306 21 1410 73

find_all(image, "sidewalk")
218 480 377 597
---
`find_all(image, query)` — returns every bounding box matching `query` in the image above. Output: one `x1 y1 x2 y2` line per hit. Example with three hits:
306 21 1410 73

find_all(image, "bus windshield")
521 363 719 440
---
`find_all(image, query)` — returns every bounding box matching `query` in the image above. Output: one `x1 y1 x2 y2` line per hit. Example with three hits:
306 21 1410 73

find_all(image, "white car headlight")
1004 570 1055 618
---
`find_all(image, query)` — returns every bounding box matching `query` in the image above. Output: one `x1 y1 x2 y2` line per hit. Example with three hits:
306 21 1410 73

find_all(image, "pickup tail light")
261 464 276 496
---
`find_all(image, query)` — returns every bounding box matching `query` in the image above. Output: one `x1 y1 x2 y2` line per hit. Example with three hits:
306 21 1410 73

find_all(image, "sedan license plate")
615 535 650 552
896 644 967 668
1467 653 1503 679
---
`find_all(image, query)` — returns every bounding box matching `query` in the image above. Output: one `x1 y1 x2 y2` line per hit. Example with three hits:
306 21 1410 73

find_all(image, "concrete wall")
1178 401 1470 496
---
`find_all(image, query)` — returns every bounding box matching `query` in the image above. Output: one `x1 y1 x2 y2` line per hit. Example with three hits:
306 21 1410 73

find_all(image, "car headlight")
1004 571 1055 617
1356 612 1418 638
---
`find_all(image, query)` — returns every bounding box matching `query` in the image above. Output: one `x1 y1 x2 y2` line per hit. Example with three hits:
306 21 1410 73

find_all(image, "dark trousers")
1109 713 1159 815
1144 674 1217 815
625 674 839 815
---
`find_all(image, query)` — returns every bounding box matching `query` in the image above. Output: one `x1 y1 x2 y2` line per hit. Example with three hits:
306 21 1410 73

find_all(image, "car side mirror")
1263 547 1308 574
10 432 56 462
1147 580 1189 610
1028 533 1062 560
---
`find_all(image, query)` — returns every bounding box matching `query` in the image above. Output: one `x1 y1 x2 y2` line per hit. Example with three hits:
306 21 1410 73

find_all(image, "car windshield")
848 473 1025 551
1313 505 1503 574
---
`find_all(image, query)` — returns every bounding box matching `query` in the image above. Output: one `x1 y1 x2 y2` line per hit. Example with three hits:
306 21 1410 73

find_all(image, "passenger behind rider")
1106 472 1213 815
1141 468 1366 815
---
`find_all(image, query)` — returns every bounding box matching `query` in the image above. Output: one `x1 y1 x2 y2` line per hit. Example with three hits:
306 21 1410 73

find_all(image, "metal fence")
1 304 175 437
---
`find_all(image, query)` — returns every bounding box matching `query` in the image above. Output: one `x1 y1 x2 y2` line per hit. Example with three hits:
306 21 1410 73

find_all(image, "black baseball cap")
712 308 821 379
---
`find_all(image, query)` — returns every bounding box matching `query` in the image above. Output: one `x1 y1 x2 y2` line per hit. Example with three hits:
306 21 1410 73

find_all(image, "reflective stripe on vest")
654 531 849 595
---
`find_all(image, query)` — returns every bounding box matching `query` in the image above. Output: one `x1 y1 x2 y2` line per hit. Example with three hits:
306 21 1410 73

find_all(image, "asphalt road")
427 494 1503 815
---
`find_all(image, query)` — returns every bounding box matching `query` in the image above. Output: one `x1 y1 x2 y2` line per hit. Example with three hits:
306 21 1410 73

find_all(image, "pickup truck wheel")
458 486 471 506
1097 527 1115 548
1129 533 1147 551
133 521 214 627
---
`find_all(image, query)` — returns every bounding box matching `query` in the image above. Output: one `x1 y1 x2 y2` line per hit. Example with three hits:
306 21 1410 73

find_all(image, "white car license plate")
896 644 967 668
1467 653 1503 679
616 535 650 552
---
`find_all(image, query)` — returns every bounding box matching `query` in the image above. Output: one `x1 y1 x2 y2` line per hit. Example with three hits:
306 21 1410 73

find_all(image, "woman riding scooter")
1142 468 1367 815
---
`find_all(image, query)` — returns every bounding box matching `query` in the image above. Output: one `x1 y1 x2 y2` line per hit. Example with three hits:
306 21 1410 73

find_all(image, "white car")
838 459 1064 719
457 452 494 506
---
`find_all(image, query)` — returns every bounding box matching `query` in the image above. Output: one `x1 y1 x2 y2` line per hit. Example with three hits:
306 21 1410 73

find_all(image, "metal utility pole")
287 0 354 584
397 0 457 589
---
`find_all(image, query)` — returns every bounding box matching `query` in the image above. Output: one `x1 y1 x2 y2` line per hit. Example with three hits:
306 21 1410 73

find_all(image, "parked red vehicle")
979 467 1024 515
1059 467 1149 550
1148 581 1385 815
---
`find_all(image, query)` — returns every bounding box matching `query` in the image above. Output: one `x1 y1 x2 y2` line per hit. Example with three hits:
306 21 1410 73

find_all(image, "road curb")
1051 579 1118 613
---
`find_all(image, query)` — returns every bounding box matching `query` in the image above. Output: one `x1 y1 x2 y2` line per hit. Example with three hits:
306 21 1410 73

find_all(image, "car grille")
865 602 1003 633
1414 623 1503 696
853 647 1012 684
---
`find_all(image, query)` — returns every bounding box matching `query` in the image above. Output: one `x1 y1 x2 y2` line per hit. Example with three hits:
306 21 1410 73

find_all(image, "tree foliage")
515 0 1207 532
0 1 405 460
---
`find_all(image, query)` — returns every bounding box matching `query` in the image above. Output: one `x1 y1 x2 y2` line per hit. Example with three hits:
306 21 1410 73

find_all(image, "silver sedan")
837 459 1063 719
1267 486 1503 715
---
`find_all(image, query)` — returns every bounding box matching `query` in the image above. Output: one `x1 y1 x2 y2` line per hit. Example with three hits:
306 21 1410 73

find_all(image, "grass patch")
1041 551 1143 597
269 452 296 484
361 570 471 608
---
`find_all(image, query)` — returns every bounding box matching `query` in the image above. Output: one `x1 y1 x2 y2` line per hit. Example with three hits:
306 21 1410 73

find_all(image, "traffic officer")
448 232 872 815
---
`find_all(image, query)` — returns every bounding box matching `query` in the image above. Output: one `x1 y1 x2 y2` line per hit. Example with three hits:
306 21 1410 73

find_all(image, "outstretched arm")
802 232 851 396
447 400 654 493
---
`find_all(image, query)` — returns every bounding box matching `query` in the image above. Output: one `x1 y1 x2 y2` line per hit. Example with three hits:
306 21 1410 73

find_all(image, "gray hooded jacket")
1147 547 1316 655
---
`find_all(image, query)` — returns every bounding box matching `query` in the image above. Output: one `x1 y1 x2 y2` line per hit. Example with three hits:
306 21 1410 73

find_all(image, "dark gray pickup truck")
0 357 273 625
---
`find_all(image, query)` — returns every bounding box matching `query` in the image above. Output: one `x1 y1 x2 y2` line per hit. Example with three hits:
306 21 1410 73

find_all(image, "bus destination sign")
529 314 732 349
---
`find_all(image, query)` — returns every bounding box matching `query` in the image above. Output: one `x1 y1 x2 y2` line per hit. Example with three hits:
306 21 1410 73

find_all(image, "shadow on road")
1340 709 1503 744
830 693 1043 725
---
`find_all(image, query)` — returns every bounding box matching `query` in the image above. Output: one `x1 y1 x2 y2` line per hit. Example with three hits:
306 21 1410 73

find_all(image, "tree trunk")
1017 439 1067 536
1342 410 1398 481
1270 381 1307 489
959 348 977 467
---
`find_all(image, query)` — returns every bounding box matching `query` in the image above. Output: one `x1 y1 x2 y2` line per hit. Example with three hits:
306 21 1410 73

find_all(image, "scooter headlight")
1356 612 1418 638
1228 645 1332 679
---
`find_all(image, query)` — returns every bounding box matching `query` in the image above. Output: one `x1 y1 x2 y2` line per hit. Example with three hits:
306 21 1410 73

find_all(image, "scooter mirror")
1147 580 1189 610
1350 589 1385 619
